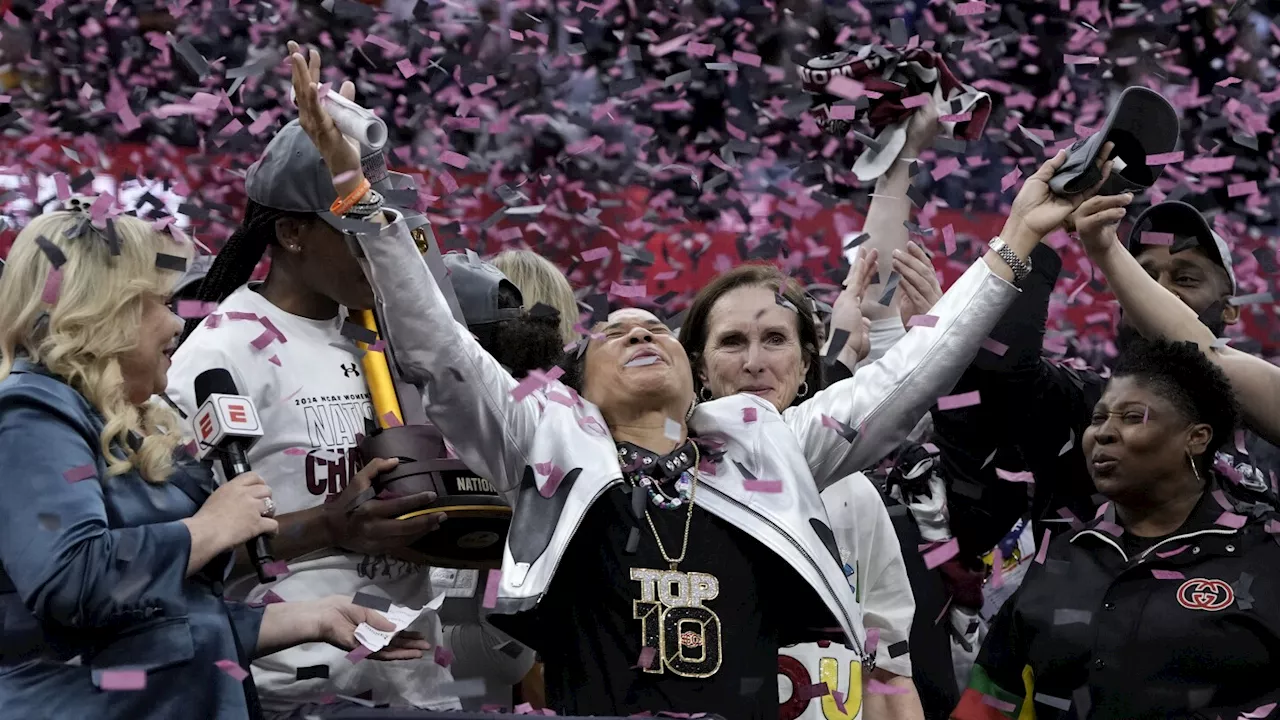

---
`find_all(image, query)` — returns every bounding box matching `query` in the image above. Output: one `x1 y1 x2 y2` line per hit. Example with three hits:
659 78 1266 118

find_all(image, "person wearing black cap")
1073 193 1280 467
165 50 457 717
441 251 566 380
928 195 1278 582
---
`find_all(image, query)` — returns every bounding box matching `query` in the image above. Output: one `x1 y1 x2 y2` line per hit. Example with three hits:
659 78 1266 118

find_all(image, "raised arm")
1074 196 1280 447
859 91 942 324
287 43 538 501
789 148 1117 489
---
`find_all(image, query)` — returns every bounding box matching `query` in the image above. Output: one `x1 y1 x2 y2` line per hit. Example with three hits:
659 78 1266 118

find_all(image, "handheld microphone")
193 369 276 584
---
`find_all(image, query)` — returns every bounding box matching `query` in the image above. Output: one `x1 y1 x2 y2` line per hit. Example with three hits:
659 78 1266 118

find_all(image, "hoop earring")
1187 449 1203 485
699 386 713 402
796 381 809 399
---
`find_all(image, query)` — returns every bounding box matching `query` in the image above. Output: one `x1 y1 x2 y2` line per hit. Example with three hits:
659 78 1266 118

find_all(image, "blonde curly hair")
0 210 193 484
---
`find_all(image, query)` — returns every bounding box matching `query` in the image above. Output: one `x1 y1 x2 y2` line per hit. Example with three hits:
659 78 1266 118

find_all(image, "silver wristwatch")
988 237 1032 283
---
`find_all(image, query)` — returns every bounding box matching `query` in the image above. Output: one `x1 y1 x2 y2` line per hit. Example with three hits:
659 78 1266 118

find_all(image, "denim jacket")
0 360 264 719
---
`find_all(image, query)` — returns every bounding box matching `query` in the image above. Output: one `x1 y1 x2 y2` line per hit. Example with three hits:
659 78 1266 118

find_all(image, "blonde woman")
0 207 428 720
492 248 581 346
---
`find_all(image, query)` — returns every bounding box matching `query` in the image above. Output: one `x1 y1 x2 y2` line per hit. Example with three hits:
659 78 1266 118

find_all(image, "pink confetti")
395 59 417 78
868 679 910 695
1034 528 1051 564
1140 232 1174 246
902 93 931 109
175 300 219 319
214 659 249 682
439 151 469 169
250 330 278 350
1145 151 1184 165
743 479 783 493
42 267 63 305
1215 511 1247 529
981 337 1009 356
433 645 454 667
931 157 961 181
609 281 648 298
864 627 879 656
283 448 308 456
268 355 282 367
954 1 988 16
63 464 96 483
482 569 501 609
262 560 291 578
632 646 656 670
1155 544 1190 559
538 464 566 498
1000 169 1022 192
995 468 1035 483
906 314 939 328
99 669 146 691
1151 569 1185 580
382 412 403 428
922 538 959 569
937 390 981 410
730 50 761 67
1227 180 1258 198
345 645 372 664
742 407 757 423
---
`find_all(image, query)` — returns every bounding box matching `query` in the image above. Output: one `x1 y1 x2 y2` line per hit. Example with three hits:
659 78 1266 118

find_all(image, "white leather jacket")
353 213 1020 662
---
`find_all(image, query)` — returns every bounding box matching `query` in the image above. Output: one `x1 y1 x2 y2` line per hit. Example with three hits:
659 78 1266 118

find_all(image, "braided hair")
180 200 311 341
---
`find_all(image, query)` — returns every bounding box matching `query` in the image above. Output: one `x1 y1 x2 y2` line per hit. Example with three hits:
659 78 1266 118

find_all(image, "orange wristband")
330 177 372 217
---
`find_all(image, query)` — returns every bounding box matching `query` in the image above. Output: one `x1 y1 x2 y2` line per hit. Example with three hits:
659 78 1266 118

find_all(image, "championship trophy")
351 167 511 569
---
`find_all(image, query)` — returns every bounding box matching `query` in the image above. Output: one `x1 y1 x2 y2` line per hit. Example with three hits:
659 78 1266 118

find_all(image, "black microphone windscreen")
194 368 240 406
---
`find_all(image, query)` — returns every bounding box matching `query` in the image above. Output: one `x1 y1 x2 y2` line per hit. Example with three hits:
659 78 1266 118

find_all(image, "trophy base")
392 495 511 569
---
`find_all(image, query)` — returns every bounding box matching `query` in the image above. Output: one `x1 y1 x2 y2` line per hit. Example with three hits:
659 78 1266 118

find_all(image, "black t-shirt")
534 481 805 718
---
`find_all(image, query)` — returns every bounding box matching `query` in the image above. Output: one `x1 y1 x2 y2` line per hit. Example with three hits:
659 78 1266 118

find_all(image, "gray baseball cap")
1126 200 1237 295
441 251 524 326
245 120 428 233
245 120 345 229
173 253 215 295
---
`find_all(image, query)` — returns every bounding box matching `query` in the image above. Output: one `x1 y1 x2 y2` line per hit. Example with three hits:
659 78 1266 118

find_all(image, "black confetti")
340 320 379 345
154 254 188 272
295 665 330 681
351 592 392 613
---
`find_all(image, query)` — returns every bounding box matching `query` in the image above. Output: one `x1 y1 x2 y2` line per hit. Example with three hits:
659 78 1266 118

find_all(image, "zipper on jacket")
699 481 866 659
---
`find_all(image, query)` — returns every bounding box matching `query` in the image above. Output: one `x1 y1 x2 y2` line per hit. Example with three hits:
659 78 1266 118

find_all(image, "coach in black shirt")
956 338 1280 719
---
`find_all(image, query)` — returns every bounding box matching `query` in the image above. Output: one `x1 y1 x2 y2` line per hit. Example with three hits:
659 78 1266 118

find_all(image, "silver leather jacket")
353 213 1020 661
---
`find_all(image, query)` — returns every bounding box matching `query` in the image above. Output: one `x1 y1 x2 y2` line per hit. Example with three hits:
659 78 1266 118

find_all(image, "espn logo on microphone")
192 393 264 460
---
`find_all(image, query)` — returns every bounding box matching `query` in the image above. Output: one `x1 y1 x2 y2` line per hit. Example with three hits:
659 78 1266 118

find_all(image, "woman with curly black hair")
955 336 1280 720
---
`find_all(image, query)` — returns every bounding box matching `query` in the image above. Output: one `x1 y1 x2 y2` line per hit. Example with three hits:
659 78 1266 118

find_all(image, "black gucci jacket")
958 478 1280 720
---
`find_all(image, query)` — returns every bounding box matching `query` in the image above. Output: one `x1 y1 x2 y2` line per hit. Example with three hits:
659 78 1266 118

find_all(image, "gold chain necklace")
642 442 700 571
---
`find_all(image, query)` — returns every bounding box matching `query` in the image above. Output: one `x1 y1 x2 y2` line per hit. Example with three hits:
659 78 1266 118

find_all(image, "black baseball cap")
1051 86 1179 197
441 251 524 327
1126 200 1237 295
244 120 347 230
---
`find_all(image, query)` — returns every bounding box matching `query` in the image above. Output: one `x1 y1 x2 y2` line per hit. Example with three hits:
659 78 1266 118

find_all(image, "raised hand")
287 40 363 196
893 241 943 325
1070 193 1134 257
826 247 880 367
1003 142 1116 244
